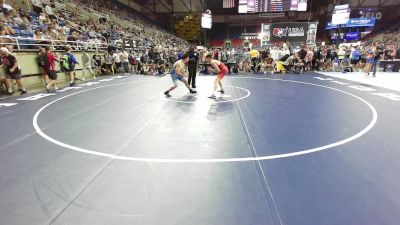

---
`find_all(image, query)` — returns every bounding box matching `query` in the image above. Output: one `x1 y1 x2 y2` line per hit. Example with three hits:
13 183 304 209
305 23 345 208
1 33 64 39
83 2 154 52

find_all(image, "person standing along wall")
112 50 121 73
61 47 80 87
120 49 130 73
372 45 383 77
44 46 59 92
82 49 94 80
92 51 103 77
104 51 114 74
0 47 27 95
37 46 49 86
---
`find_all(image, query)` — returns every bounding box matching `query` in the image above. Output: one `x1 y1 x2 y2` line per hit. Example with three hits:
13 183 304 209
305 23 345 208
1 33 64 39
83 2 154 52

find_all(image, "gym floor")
1 72 399 225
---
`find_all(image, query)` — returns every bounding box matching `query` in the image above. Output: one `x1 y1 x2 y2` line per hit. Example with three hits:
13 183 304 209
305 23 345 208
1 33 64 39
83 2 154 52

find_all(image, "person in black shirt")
67 31 78 49
261 48 270 61
0 47 27 95
92 52 103 76
37 46 49 85
372 46 383 77
298 46 307 64
186 46 199 89
313 47 322 71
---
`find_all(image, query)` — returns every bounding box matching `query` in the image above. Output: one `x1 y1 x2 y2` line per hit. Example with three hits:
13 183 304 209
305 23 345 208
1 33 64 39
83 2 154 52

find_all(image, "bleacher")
0 0 192 95
1 0 188 52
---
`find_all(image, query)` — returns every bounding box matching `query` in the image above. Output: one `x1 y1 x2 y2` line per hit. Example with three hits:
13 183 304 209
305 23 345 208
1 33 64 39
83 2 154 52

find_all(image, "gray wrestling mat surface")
1 73 400 225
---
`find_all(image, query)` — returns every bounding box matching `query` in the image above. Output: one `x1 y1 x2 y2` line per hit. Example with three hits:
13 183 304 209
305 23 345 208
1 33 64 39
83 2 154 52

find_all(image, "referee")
187 46 199 89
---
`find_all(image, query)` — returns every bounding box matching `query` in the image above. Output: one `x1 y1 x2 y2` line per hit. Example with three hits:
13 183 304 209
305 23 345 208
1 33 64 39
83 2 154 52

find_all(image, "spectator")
67 31 79 49
19 16 31 31
38 12 46 24
298 46 307 64
0 47 27 95
249 48 260 74
44 46 59 92
92 51 103 77
39 18 50 32
270 47 278 61
305 47 314 71
177 49 183 60
0 10 14 24
372 45 383 77
313 47 322 71
37 46 49 85
0 26 14 47
128 51 138 73
33 29 45 45
261 54 274 74
44 4 56 20
337 47 346 62
60 46 79 86
138 51 147 74
41 28 51 40
364 51 374 77
112 50 121 72
120 49 129 73
81 48 94 80
0 21 15 35
32 0 43 14
396 45 400 59
104 51 113 74
350 46 361 72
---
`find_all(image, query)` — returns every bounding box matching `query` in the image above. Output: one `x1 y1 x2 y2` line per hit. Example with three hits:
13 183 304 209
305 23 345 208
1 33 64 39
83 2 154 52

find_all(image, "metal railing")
0 36 109 51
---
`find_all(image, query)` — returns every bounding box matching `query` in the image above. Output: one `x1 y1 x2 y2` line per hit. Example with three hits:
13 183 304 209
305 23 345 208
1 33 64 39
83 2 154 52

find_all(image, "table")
379 60 400 72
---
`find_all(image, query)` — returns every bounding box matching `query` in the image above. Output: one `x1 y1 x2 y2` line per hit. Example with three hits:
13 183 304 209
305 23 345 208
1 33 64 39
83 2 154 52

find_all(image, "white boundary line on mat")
33 77 378 163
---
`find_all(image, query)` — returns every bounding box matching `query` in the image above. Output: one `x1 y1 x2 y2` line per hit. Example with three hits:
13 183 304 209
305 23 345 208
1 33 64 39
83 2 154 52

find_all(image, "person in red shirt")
44 46 59 92
204 54 229 99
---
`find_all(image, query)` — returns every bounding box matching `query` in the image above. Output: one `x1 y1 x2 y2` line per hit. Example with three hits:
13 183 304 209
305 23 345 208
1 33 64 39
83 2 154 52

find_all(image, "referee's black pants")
188 64 197 88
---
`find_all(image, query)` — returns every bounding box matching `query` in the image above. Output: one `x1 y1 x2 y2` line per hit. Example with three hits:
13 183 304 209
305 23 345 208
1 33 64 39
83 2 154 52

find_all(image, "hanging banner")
261 23 271 46
306 22 318 45
325 18 375 30
346 18 376 27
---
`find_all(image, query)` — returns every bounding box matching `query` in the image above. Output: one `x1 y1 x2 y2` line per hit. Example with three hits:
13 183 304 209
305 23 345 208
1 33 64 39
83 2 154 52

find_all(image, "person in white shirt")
45 4 53 16
119 49 130 73
270 47 280 61
112 50 121 73
81 49 94 80
38 12 46 24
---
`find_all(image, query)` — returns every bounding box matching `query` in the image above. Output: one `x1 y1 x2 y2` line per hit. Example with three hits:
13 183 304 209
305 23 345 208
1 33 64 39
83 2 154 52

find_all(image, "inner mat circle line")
33 77 378 163
162 86 251 104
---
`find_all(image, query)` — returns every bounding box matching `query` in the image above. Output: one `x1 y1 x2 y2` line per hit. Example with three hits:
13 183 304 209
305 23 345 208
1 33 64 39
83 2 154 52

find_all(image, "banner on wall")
269 22 309 42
